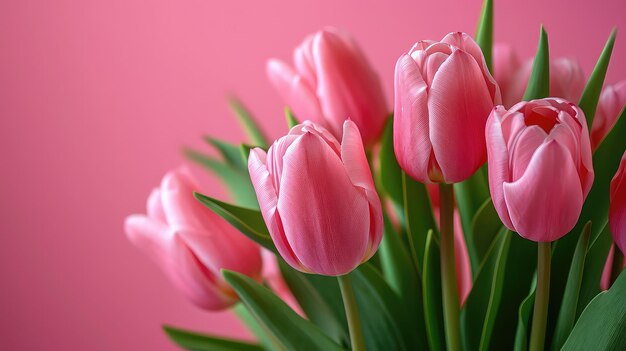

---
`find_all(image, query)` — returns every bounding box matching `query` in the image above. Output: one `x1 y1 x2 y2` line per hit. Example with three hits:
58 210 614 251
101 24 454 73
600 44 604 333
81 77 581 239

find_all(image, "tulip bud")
124 168 262 310
394 32 501 183
610 152 626 254
503 57 585 108
590 81 626 150
248 120 383 276
267 27 388 145
486 98 594 242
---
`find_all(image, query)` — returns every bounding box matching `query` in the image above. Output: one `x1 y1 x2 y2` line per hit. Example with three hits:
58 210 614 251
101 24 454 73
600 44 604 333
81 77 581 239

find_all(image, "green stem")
439 183 461 351
338 274 366 351
530 242 551 351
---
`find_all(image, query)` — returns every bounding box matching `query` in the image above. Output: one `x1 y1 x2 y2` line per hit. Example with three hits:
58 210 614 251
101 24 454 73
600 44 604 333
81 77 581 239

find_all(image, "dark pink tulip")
394 32 501 183
125 168 262 310
590 81 626 150
248 120 383 276
267 27 388 145
600 245 626 290
486 98 594 242
610 152 626 254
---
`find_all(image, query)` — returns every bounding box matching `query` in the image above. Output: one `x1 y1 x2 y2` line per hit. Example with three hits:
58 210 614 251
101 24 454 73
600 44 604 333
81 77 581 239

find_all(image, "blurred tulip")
248 120 383 276
125 168 262 310
261 249 302 314
486 98 594 241
600 245 626 290
610 152 626 254
500 56 585 108
590 81 626 150
493 44 522 106
394 32 501 183
267 27 388 145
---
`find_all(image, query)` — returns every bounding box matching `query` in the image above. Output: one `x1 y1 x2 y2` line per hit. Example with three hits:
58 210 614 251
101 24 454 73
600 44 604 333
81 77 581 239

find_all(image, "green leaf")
514 288 536 351
233 304 277 350
203 137 247 172
552 222 592 350
548 107 626 340
403 172 438 274
163 325 264 351
285 107 300 128
223 270 346 351
194 193 275 252
239 144 255 166
422 230 446 351
277 260 349 345
562 271 626 350
379 215 429 350
228 96 269 148
474 0 494 72
470 198 502 268
579 29 617 128
461 229 511 351
576 224 613 317
456 169 491 271
377 115 403 206
351 263 413 351
523 26 550 101
184 149 258 207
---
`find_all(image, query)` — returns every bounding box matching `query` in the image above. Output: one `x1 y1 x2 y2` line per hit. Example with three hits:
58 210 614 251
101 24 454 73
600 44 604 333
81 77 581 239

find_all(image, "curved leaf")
378 115 403 206
474 0 493 72
562 271 626 350
469 197 501 270
285 107 300 129
223 270 346 351
163 326 264 351
228 96 268 148
514 288 536 351
194 193 276 252
403 172 438 273
423 230 445 351
203 137 247 172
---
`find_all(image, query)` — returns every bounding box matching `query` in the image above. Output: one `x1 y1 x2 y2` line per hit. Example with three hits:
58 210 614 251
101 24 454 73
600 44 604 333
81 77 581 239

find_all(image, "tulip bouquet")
125 1 626 350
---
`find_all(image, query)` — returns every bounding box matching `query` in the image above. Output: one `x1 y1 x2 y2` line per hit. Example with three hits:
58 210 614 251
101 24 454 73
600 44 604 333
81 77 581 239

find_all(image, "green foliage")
523 26 550 100
163 326 264 351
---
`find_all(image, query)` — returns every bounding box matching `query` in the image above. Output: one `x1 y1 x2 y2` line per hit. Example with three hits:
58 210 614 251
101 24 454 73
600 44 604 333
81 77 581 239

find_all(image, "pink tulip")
433 208 473 305
248 120 383 276
125 168 263 310
502 57 585 108
600 245 626 290
267 27 388 145
610 152 626 254
590 81 626 150
486 98 594 242
394 32 501 183
261 249 302 314
493 44 522 107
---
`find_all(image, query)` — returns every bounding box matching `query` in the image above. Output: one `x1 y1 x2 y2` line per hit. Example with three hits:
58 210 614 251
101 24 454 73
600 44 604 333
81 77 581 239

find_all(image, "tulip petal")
429 50 494 182
160 169 215 233
503 140 584 241
266 59 325 126
340 120 383 258
508 125 547 181
293 34 317 86
147 188 166 222
248 148 304 271
486 108 515 230
278 132 370 275
610 155 626 254
125 214 172 261
393 54 432 183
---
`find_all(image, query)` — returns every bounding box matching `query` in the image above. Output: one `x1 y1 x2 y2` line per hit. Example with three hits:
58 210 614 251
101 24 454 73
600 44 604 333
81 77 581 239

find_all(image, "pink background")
1 0 625 349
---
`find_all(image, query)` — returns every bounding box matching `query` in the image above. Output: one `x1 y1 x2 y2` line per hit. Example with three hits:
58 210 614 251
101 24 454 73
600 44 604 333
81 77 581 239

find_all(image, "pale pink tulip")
125 168 262 310
267 27 388 145
248 120 383 276
433 208 472 305
503 57 585 108
486 98 594 242
590 81 626 150
394 32 501 183
261 249 302 314
610 152 626 254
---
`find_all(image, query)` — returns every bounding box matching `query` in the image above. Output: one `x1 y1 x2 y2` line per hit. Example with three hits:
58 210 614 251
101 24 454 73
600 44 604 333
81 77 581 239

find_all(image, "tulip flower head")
267 27 388 145
248 120 383 276
610 152 626 255
486 98 594 242
394 32 501 184
125 168 263 310
590 81 626 150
